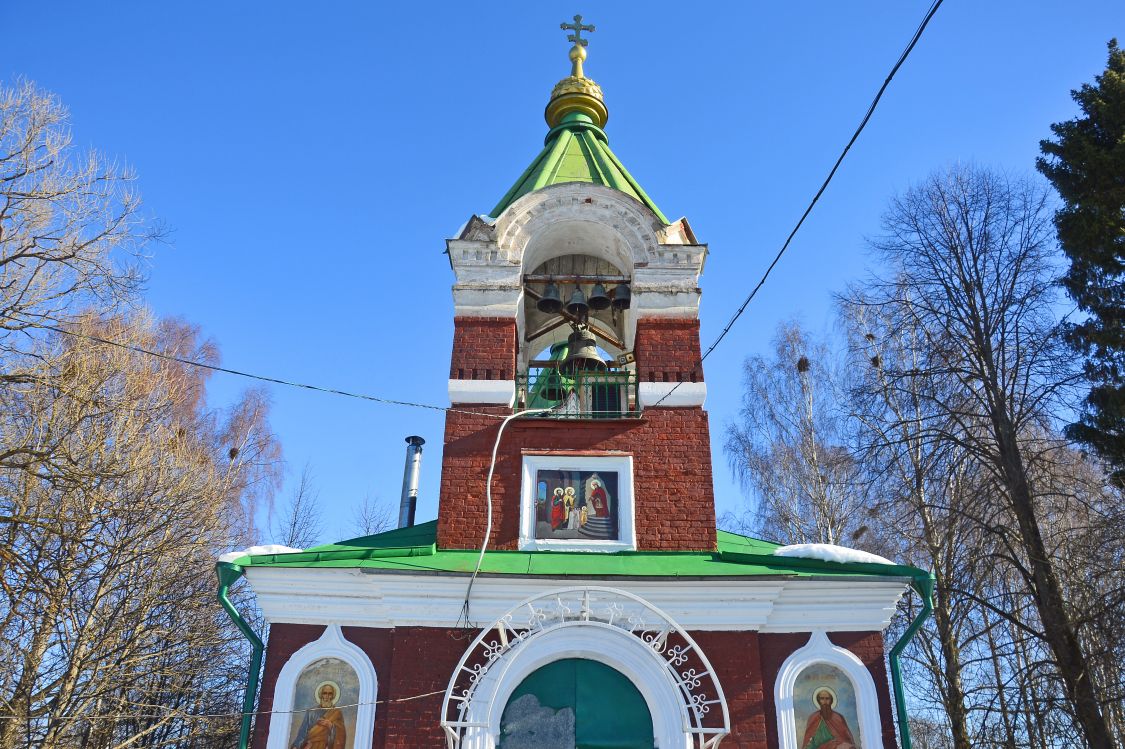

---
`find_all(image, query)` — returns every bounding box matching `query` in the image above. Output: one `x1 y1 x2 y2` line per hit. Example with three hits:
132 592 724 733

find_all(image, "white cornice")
448 379 515 405
243 568 907 633
638 381 707 407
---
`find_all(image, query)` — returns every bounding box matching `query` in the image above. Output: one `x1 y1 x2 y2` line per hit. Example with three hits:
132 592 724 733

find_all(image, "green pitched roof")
490 113 670 224
222 520 925 582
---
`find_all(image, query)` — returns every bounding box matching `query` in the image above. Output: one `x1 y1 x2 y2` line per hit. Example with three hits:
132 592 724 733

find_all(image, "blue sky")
5 1 1121 543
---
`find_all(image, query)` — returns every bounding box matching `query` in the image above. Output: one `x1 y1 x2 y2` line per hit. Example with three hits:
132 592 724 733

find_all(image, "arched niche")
266 625 377 749
774 631 882 749
522 253 630 365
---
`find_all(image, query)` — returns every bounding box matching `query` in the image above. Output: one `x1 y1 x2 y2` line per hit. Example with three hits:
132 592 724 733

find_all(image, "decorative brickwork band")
634 318 704 384
449 317 518 381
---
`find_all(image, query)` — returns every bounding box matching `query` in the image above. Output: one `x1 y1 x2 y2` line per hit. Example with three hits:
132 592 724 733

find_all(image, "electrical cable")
458 407 551 630
21 320 508 420
651 0 945 408
0 690 449 723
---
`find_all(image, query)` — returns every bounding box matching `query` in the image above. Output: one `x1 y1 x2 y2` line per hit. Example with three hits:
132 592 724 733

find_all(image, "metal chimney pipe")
398 436 425 528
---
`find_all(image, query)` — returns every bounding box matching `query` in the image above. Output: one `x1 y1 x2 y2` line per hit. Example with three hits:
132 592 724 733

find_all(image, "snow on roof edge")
773 543 894 566
218 544 303 564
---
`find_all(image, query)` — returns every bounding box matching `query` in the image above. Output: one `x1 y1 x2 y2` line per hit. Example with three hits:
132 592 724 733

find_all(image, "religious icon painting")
792 663 861 749
533 469 618 541
287 657 359 749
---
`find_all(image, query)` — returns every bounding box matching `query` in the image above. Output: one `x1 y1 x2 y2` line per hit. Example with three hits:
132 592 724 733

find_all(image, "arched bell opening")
520 252 635 418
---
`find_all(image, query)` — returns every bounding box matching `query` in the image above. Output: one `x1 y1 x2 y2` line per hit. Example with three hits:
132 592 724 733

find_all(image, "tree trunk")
992 412 1114 748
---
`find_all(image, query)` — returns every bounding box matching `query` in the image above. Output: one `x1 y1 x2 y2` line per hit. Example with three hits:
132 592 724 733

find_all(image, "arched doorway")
498 658 655 749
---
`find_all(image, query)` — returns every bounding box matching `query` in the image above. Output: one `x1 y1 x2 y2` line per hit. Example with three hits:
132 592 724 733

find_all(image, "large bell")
537 342 569 401
588 282 611 311
611 283 631 310
536 282 563 314
565 286 589 318
560 328 607 373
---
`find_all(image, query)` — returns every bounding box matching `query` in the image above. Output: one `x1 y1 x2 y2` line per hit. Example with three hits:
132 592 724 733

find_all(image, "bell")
588 282 611 311
560 328 607 373
565 286 589 318
611 283 631 310
536 282 563 314
537 342 569 401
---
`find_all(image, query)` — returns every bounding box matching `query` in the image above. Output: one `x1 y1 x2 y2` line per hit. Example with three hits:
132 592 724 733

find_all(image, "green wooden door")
498 658 655 749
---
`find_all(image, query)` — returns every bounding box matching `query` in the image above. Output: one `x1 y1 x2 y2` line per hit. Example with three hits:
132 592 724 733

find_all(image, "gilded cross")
560 14 595 47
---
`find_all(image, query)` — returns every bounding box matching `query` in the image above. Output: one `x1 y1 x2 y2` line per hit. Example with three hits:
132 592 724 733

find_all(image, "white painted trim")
774 631 882 749
518 454 636 553
448 379 515 405
243 569 909 632
460 624 691 749
265 625 377 749
639 381 707 408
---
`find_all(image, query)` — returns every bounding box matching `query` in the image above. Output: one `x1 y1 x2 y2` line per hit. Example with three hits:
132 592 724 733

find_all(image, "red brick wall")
253 624 897 749
635 318 704 382
759 632 898 748
435 406 717 551
692 631 769 748
449 317 517 380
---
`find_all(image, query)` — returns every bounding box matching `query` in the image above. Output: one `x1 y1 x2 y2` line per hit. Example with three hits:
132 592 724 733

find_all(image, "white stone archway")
442 587 729 749
774 631 882 749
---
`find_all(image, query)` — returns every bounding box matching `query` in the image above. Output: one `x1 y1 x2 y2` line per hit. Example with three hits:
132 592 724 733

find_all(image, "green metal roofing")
490 112 670 224
223 520 924 581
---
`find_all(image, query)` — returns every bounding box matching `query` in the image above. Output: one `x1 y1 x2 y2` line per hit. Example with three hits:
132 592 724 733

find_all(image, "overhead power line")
653 0 945 407
0 689 448 723
25 321 506 420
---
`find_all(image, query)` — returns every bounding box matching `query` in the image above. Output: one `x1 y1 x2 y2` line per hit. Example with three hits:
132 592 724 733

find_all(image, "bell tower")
437 18 715 552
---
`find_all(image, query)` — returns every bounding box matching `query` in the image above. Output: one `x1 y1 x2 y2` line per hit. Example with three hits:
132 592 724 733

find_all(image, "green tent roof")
490 113 670 224
222 520 925 582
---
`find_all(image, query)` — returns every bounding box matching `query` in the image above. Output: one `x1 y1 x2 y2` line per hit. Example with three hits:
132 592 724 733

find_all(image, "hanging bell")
536 282 563 314
588 282 611 311
565 286 589 318
560 328 607 373
611 283 631 310
536 343 569 401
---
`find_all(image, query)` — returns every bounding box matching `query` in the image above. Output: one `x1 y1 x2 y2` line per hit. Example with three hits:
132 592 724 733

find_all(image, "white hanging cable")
459 408 551 628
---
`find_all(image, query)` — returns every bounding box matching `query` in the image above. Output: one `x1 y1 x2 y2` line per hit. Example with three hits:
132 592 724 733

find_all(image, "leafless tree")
0 80 152 366
0 315 283 749
0 79 284 749
725 321 865 546
842 165 1117 747
271 464 324 549
350 493 393 538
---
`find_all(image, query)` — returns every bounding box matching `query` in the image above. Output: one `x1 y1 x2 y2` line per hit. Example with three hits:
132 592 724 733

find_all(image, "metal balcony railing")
516 368 640 419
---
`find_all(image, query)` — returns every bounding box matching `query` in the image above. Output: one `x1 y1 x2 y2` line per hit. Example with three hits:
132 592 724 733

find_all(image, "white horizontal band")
639 381 707 407
244 569 908 633
448 379 515 405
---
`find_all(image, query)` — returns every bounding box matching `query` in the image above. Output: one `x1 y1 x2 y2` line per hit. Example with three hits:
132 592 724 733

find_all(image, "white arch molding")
441 586 730 749
774 631 883 749
265 624 378 749
495 183 663 273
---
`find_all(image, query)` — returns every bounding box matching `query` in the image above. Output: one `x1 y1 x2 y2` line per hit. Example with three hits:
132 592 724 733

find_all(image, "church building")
217 17 933 749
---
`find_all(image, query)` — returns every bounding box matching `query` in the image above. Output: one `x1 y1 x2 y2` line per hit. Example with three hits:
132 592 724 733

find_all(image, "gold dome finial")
547 14 608 128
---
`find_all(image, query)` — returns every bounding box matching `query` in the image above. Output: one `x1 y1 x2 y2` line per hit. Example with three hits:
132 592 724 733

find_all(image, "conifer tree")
1037 40 1125 483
